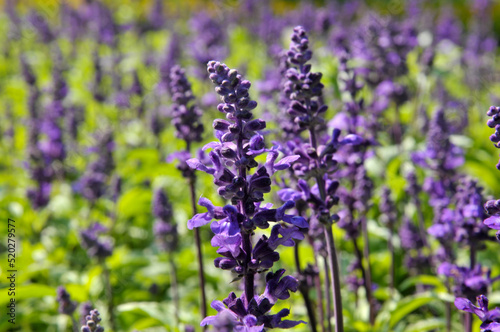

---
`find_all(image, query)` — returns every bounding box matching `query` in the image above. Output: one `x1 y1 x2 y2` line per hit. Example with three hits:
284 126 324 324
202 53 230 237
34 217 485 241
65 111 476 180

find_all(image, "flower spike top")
56 286 77 316
81 309 104 332
284 26 327 132
169 65 204 146
487 106 500 169
207 60 258 121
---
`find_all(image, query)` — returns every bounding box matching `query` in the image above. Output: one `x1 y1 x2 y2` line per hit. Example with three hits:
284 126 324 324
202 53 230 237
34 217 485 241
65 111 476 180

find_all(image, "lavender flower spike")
169 65 204 146
56 286 77 316
81 309 104 332
486 106 500 169
187 61 305 328
168 64 208 319
152 188 178 252
80 223 113 260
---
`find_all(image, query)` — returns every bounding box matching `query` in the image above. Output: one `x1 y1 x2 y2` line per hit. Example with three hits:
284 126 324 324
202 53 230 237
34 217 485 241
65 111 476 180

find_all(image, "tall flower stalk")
153 188 180 324
79 223 114 330
56 286 78 332
187 61 307 329
282 26 361 331
167 65 207 319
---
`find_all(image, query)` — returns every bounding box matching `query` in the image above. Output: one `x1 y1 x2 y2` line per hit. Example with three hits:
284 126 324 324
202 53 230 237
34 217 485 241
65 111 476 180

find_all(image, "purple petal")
203 141 221 151
186 158 215 174
166 150 190 163
483 323 500 332
187 213 212 230
283 215 309 228
198 197 215 215
454 297 485 319
274 155 301 171
211 300 227 313
340 134 363 145
437 262 455 277
277 188 303 202
428 223 451 238
484 216 500 230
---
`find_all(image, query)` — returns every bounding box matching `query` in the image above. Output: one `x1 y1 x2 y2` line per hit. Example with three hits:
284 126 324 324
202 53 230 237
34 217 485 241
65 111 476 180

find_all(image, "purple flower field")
2 1 500 331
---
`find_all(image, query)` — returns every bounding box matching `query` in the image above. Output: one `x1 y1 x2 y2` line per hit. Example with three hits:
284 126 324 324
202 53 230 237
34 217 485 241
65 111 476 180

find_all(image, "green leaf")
399 275 446 292
388 293 437 328
404 318 445 332
117 301 170 325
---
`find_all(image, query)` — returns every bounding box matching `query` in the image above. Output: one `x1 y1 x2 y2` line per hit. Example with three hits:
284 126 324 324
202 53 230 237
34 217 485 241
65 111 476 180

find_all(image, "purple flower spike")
80 223 113 260
188 61 305 328
152 189 178 252
283 26 327 133
56 286 77 316
484 216 500 230
486 106 500 169
81 309 104 332
170 66 204 146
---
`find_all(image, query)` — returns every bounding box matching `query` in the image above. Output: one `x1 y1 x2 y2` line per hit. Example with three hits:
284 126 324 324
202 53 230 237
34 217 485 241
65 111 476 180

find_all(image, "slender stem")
294 241 302 274
388 221 395 292
110 199 118 233
347 192 374 320
168 254 180 325
241 229 255 303
102 262 116 331
295 242 318 332
445 278 452 332
235 118 255 307
393 105 403 145
466 244 476 332
470 244 476 270
311 241 326 332
465 312 472 332
323 255 333 332
308 127 343 332
155 137 162 161
361 216 375 324
71 316 78 332
414 199 430 249
188 175 208 320
351 237 371 309
324 227 344 332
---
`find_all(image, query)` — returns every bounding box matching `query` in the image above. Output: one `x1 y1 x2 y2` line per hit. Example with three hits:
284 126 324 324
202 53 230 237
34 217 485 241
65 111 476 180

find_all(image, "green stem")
102 262 116 331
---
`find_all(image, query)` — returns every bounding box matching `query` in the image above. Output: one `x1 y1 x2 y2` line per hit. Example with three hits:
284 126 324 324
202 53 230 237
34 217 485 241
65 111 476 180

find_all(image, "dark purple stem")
186 140 208 321
189 175 208 321
308 127 344 332
465 245 476 332
361 216 375 324
351 237 371 307
322 255 333 332
310 237 326 332
236 118 255 305
294 241 318 332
